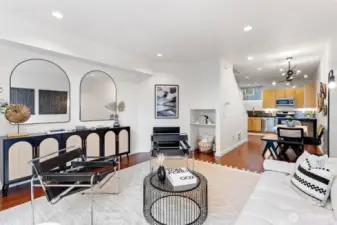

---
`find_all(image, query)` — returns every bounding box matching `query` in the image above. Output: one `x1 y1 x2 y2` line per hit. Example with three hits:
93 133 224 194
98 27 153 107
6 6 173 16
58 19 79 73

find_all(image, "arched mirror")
10 59 70 124
80 70 117 121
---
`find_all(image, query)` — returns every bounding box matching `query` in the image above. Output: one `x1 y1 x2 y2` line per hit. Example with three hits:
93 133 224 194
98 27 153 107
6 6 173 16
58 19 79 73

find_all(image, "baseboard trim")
215 138 248 157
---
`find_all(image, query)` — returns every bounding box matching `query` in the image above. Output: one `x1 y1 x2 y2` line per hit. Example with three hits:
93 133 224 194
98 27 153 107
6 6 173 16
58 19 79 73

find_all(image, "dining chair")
277 127 304 161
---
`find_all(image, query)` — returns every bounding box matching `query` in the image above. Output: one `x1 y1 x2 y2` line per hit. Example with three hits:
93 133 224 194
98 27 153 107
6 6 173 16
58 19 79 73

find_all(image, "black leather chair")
150 127 193 172
304 125 324 146
277 127 304 161
29 146 120 225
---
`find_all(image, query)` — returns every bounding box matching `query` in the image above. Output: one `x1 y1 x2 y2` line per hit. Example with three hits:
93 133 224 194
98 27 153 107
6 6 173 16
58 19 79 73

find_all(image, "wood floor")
0 135 318 211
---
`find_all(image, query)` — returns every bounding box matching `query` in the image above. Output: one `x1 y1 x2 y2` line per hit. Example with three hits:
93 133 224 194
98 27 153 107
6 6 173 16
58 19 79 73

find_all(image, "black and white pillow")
291 156 334 206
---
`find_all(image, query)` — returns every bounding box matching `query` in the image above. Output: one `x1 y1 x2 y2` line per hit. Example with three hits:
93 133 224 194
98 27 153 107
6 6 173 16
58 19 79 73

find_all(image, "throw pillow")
330 179 337 219
292 151 328 175
291 158 334 207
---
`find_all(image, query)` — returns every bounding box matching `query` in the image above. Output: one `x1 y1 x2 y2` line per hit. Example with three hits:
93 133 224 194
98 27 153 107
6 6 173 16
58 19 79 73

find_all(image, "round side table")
143 171 208 225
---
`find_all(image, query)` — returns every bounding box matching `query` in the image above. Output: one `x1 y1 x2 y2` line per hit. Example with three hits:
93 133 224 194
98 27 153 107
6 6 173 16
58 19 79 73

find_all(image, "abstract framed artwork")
155 84 179 119
320 82 327 99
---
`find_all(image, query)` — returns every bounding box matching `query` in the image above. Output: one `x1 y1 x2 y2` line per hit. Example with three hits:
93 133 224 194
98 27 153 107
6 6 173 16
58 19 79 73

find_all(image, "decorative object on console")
155 84 179 119
156 153 166 184
4 104 31 137
105 101 125 127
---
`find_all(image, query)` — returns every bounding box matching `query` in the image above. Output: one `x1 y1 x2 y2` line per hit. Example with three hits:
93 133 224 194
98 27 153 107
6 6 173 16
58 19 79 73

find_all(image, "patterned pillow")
291 157 334 206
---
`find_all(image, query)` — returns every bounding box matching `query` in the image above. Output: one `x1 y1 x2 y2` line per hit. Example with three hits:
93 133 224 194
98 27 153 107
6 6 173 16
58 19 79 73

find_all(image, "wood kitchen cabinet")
275 89 285 99
263 90 276 108
248 117 261 132
295 88 305 108
284 88 296 98
305 82 316 108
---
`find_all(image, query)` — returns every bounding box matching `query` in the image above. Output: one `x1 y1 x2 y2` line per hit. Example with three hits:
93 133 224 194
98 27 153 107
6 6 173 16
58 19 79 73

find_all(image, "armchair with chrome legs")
150 133 193 172
29 146 120 225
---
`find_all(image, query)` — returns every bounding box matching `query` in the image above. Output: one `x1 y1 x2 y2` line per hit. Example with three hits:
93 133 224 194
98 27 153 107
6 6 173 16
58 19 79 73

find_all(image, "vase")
157 165 166 184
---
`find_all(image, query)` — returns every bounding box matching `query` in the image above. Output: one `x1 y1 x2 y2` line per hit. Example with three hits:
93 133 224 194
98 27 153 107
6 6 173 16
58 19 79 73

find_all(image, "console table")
0 126 130 197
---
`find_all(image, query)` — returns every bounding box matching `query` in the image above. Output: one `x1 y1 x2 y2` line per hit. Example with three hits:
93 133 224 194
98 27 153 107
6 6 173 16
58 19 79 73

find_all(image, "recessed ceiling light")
245 76 249 79
257 68 262 71
280 68 284 72
282 72 286 76
243 25 253 32
157 53 163 57
272 81 276 86
304 74 308 78
297 70 301 74
247 56 253 61
52 11 64 19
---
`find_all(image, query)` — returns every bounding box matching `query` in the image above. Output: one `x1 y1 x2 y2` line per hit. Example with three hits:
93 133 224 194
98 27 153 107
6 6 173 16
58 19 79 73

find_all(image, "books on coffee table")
166 168 197 189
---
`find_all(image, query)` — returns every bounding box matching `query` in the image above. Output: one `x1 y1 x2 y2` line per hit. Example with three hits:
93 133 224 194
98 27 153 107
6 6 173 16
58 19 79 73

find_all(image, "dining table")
261 134 279 159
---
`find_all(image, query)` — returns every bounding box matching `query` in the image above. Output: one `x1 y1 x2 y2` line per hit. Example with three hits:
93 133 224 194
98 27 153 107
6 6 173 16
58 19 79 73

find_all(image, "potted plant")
105 101 125 127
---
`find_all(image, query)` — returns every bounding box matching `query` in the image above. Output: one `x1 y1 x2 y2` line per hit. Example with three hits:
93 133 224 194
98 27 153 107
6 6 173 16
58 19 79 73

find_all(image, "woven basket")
198 141 213 152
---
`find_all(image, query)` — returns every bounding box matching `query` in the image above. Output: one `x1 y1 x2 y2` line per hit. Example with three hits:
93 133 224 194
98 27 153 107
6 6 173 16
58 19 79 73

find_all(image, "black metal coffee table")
143 171 208 225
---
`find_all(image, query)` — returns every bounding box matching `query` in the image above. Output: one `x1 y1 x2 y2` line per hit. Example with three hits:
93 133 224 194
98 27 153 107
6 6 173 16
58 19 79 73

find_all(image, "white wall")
136 61 221 152
0 41 146 152
219 60 248 155
314 45 330 154
244 100 263 111
328 42 337 157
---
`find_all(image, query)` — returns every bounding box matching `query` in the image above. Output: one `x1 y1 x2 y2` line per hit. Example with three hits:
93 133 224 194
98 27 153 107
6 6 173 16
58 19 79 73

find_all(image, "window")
241 87 262 100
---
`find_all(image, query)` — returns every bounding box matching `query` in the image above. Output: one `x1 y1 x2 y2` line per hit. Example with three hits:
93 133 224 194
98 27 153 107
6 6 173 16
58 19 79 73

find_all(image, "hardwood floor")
0 135 318 211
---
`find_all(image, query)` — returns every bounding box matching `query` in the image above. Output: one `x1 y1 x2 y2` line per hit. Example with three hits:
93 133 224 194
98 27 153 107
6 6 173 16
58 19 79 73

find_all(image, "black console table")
0 126 130 197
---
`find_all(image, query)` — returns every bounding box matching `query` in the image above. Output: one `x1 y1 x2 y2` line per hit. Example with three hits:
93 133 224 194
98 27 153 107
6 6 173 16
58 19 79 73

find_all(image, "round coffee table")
143 171 208 225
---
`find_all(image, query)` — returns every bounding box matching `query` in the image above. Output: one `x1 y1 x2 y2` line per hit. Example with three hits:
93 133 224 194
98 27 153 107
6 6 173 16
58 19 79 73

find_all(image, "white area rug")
0 160 260 225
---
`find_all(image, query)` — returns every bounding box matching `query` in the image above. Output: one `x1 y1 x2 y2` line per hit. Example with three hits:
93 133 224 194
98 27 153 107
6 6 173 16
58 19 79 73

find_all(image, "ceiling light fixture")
243 25 253 32
247 56 253 61
52 11 64 19
257 68 262 71
245 76 249 79
304 74 308 79
272 81 276 86
157 53 163 57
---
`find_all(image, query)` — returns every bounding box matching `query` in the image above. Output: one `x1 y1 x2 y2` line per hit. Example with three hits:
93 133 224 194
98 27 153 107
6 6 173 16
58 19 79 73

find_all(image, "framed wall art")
155 84 179 119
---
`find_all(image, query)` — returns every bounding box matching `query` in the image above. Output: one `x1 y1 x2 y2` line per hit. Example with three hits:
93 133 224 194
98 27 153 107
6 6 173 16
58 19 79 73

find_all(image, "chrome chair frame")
29 146 120 225
150 133 194 172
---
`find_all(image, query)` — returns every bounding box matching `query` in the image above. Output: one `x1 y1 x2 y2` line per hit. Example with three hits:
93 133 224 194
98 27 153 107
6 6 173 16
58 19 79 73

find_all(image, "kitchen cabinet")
263 90 276 108
248 117 262 132
295 88 305 108
284 88 296 98
305 82 316 108
275 89 285 99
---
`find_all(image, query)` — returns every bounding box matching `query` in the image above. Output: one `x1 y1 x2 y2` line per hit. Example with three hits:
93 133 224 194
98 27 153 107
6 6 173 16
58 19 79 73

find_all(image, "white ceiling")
1 0 337 85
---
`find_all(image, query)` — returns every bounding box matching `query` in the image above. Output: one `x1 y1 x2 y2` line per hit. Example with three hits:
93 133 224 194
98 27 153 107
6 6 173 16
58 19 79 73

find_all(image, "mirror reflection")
10 59 70 124
80 70 117 121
